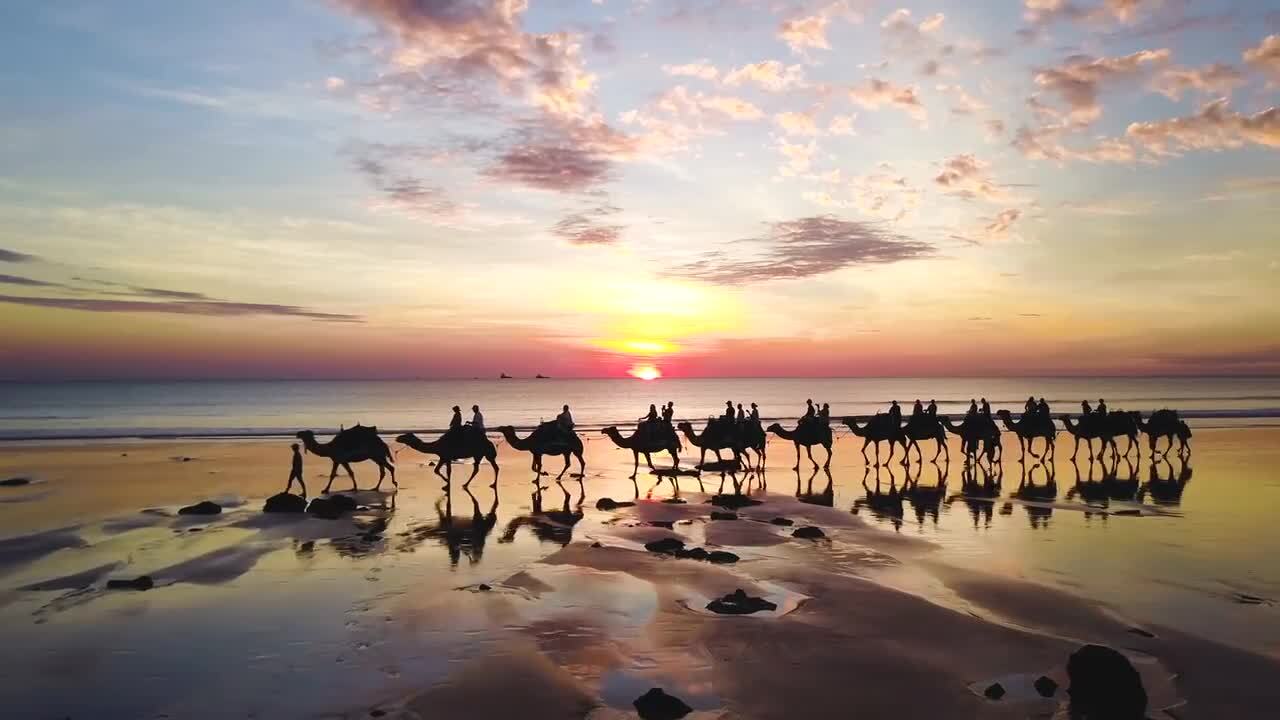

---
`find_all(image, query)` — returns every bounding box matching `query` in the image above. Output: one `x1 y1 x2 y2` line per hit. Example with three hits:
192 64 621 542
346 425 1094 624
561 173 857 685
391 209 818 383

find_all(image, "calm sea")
1 377 1278 440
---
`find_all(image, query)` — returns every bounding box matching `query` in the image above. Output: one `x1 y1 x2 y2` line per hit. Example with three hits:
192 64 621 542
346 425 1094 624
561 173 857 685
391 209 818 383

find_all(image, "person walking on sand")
286 443 306 497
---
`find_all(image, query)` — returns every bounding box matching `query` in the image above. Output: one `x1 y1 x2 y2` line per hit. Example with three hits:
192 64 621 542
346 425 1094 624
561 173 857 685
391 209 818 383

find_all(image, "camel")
677 419 745 471
843 414 908 466
396 428 499 485
495 423 585 480
902 413 950 463
1061 411 1140 460
766 420 832 470
736 419 768 470
1060 414 1111 461
296 425 396 494
995 409 1057 461
1137 409 1192 456
600 424 681 479
940 415 1001 463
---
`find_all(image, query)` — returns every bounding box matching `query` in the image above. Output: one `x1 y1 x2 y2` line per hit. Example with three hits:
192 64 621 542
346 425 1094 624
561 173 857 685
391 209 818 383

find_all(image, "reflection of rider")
450 405 463 431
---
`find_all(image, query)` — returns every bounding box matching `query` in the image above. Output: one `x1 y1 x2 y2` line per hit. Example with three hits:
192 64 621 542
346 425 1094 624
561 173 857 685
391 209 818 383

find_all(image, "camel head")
394 432 417 445
295 430 314 440
996 409 1012 418
676 421 694 433
599 426 616 436
765 423 785 435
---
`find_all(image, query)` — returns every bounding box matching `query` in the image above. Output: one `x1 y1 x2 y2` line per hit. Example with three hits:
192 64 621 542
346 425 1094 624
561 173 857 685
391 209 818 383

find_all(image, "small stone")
477 583 492 592
328 494 358 512
792 526 825 539
710 511 738 521
590 541 603 548
661 498 687 505
1067 644 1147 719
633 688 693 720
370 710 386 718
983 683 1006 700
307 496 355 519
676 547 709 561
1034 675 1058 698
648 520 675 529
769 517 794 527
595 497 635 511
705 550 739 564
0 477 32 487
710 494 761 509
106 575 154 591
264 492 307 513
178 500 222 516
706 588 777 615
644 538 686 555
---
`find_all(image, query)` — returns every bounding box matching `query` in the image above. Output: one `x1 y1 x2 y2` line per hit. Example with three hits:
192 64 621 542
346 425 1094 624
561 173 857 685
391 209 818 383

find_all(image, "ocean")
1 376 1277 440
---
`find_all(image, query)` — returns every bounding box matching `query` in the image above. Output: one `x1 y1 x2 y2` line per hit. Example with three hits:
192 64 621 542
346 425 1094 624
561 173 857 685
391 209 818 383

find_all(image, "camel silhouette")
1139 455 1191 505
903 461 946 527
1067 455 1140 505
600 425 681 479
677 419 746 471
852 465 905 531
1013 462 1057 529
295 425 396 494
1137 409 1192 457
766 421 832 470
495 423 585 480
995 409 1057 462
1060 411 1140 461
940 415 1001 463
902 413 950 463
951 460 1000 529
843 414 908 466
795 466 834 507
396 429 500 486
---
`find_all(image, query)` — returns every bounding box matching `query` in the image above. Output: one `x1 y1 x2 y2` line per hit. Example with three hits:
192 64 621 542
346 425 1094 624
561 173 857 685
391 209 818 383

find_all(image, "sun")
628 363 662 381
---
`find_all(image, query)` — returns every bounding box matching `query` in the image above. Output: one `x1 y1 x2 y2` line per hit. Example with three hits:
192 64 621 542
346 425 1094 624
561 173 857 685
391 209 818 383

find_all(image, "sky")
1 0 1278 380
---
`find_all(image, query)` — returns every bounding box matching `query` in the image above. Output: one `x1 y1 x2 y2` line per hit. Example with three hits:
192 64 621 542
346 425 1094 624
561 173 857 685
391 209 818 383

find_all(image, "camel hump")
333 423 383 446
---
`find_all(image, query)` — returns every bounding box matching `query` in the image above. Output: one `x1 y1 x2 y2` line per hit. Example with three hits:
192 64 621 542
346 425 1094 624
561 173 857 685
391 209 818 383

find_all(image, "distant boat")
535 374 549 379
499 373 512 379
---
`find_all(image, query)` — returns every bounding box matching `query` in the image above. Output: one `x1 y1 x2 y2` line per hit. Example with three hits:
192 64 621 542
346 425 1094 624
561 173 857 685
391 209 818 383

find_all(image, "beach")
2 423 1278 719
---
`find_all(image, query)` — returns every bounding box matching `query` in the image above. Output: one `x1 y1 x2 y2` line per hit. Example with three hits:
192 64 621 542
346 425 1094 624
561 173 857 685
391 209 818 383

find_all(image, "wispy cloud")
551 203 624 246
0 273 59 287
848 78 925 121
1126 99 1280 155
1032 49 1170 126
0 294 362 322
0 248 37 263
668 215 934 283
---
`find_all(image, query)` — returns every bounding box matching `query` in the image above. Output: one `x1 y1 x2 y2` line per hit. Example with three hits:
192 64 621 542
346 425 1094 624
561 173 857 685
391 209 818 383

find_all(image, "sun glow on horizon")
627 363 662 381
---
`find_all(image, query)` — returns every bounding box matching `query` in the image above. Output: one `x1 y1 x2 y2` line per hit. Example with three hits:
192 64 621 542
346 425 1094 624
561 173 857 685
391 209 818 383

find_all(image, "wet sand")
1 428 1278 718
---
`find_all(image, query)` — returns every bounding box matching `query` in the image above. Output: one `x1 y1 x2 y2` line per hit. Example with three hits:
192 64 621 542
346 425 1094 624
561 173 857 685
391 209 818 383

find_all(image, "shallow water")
0 426 1277 717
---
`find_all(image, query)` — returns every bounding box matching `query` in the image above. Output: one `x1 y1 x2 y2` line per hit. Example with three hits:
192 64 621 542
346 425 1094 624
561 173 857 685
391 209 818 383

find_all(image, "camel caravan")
288 396 1192 494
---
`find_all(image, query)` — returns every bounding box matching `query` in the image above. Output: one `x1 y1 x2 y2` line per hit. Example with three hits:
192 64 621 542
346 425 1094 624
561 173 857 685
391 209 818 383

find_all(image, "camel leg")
861 439 870 463
341 462 358 491
323 461 340 494
487 452 500 487
644 452 656 470
794 443 802 471
464 457 481 486
630 451 639 480
823 443 833 469
806 444 818 469
575 451 586 478
556 453 570 480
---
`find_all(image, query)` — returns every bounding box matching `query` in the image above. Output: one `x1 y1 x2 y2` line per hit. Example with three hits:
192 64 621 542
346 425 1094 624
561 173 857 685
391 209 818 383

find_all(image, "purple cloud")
0 294 361 322
0 248 36 263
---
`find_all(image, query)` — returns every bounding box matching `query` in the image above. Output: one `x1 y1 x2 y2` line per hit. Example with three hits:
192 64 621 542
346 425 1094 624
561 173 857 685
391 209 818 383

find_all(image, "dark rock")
187 528 203 533
477 583 492 592
644 538 686 555
595 497 635 511
710 494 761 509
177 500 222 516
983 683 1006 700
676 547 709 561
328 494 358 512
1034 675 1058 698
370 710 386 718
710 511 738 521
1127 627 1155 638
648 520 675 529
0 477 32 487
263 492 307 513
661 498 687 505
705 550 739 564
307 497 352 520
633 688 692 720
792 526 825 539
1067 644 1147 719
106 575 154 591
769 517 794 526
706 588 777 615
590 541 603 548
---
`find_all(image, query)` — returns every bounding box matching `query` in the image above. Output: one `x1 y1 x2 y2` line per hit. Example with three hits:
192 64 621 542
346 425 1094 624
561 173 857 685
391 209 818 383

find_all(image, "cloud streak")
0 294 362 322
669 215 934 284
0 248 36 263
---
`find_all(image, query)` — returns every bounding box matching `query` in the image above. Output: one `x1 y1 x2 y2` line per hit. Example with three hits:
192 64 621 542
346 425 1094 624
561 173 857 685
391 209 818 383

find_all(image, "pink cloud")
1126 98 1280 154
1032 49 1170 126
1244 34 1280 84
848 78 925 121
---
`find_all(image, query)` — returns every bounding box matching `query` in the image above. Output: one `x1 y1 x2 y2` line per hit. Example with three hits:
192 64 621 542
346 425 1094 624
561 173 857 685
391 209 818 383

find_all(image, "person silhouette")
967 399 978 418
286 443 306 496
889 400 902 425
912 399 924 418
641 404 658 423
819 403 831 424
1025 396 1037 416
662 402 674 423
450 405 463 431
1037 398 1050 416
1081 400 1092 415
736 403 745 422
927 399 938 417
804 399 816 423
980 398 991 416
723 401 736 421
1096 398 1108 416
749 402 760 422
470 405 485 437
557 404 574 431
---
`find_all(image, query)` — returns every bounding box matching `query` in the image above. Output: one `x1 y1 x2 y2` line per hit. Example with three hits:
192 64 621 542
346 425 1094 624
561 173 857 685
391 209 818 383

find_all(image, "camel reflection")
796 466 834 507
1014 462 1056 529
947 459 1000 529
1067 455 1140 506
395 486 498 567
499 481 584 547
852 465 906 531
1140 455 1192 506
905 460 947 527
